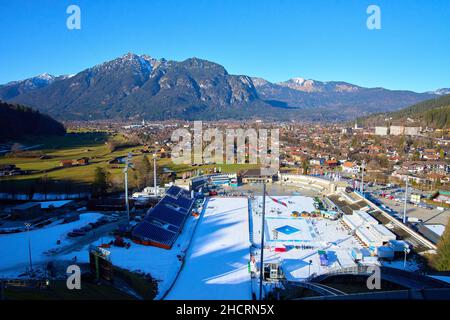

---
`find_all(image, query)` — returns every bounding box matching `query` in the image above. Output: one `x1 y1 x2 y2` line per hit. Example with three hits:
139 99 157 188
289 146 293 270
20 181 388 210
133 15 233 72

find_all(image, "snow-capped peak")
121 52 138 60
433 88 450 95
24 73 57 87
250 77 270 87
276 77 319 92
290 77 306 85
90 52 157 77
36 73 55 81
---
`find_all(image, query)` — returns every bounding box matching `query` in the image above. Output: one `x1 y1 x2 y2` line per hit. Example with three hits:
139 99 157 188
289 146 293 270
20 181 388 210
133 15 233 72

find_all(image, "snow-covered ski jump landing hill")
166 197 252 300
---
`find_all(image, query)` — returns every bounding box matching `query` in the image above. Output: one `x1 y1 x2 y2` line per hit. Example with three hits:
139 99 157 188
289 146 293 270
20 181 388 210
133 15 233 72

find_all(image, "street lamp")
0 279 4 300
153 153 158 198
24 223 33 275
403 247 410 269
123 152 133 224
259 180 267 301
360 161 366 197
403 175 409 224
308 260 313 277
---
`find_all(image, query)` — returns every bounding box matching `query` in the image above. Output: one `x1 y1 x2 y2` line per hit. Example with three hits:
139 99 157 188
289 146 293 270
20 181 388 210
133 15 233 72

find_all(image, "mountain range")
0 53 448 122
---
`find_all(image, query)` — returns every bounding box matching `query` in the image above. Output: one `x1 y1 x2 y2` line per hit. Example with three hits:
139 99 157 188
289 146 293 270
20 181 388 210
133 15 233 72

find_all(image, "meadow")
0 131 259 195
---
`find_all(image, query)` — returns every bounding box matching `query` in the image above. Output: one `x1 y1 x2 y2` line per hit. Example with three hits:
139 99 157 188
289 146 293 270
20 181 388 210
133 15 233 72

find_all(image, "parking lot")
219 183 320 198
373 195 449 226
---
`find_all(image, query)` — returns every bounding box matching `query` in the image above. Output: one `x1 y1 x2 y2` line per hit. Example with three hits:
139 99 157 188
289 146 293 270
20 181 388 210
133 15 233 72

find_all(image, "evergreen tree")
137 155 152 188
301 160 309 175
93 167 108 197
351 136 358 148
433 223 450 271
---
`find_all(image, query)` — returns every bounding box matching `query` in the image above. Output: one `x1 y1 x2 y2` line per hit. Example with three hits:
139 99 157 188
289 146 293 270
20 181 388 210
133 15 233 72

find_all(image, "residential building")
375 126 389 136
390 126 405 136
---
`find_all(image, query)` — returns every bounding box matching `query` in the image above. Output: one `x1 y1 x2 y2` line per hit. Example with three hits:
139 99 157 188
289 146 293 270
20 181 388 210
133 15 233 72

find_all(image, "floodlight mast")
259 180 266 301
403 176 409 224
360 160 366 197
124 153 133 224
153 153 158 198
25 222 33 275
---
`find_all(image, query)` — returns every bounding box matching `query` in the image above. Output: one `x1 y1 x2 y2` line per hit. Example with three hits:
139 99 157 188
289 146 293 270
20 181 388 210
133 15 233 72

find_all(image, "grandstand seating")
132 185 195 249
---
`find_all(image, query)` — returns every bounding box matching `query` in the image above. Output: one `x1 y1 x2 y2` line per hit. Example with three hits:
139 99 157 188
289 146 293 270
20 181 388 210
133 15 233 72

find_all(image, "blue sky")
0 0 449 92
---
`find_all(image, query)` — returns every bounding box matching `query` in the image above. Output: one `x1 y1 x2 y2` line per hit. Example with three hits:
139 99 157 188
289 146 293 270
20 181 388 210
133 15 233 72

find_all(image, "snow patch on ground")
60 214 200 300
0 213 103 277
251 195 361 280
166 197 252 300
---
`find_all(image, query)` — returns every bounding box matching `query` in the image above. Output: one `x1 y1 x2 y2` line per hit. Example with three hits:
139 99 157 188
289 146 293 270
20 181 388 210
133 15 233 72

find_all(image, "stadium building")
132 186 196 249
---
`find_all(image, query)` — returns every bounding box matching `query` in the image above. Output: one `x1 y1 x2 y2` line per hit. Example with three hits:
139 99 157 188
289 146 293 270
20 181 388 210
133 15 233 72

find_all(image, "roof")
241 169 272 177
418 224 442 244
39 200 73 209
372 224 396 239
356 226 381 246
342 161 354 168
0 164 16 170
132 221 179 246
353 210 379 225
423 224 445 237
11 202 41 210
132 185 195 247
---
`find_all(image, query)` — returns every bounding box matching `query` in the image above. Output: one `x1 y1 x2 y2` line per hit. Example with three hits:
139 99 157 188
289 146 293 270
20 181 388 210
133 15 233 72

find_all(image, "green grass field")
0 132 131 193
0 132 135 182
0 131 261 194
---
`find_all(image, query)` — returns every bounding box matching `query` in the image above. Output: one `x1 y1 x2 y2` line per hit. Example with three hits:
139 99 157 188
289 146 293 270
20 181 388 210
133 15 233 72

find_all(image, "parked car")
68 231 85 237
80 225 93 232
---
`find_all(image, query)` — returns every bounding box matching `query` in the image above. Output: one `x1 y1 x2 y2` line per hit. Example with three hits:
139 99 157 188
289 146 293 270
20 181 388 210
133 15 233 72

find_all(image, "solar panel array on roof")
132 221 177 247
145 206 186 227
167 225 179 233
165 185 186 198
132 185 196 249
161 196 192 211
191 176 209 191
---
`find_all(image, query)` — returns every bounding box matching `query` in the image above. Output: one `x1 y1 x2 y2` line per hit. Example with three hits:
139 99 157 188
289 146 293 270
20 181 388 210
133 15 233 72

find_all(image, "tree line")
0 100 65 141
92 154 168 198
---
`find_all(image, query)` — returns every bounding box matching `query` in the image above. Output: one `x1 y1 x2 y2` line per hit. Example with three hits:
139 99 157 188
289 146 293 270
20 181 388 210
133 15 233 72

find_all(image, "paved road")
0 217 126 276
49 217 126 258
